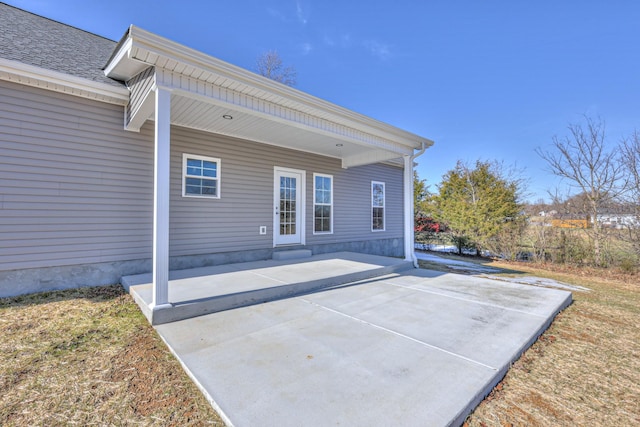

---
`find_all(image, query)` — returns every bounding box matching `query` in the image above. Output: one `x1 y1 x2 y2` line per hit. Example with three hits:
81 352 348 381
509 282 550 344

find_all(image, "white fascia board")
103 37 141 81
110 26 433 151
0 58 129 105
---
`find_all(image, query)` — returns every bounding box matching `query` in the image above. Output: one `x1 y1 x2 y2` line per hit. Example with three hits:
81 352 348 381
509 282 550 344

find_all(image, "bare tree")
621 130 640 198
620 130 640 255
255 50 297 86
536 116 627 266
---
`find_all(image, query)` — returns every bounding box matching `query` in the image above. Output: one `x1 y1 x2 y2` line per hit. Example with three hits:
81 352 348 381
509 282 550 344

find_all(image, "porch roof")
104 26 433 168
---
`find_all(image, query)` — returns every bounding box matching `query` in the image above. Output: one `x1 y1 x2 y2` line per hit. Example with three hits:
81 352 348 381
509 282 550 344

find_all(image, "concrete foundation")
0 259 151 298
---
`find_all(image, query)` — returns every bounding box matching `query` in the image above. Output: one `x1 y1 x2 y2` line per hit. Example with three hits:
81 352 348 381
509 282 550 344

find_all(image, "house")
596 213 640 229
0 3 433 302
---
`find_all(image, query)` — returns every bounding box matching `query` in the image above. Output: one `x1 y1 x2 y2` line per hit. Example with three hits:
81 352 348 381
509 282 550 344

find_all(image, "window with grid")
371 181 385 231
314 174 333 234
183 154 220 198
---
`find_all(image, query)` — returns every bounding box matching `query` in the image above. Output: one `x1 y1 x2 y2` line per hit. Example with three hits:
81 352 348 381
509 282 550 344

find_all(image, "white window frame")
182 153 221 199
371 181 385 232
313 173 333 235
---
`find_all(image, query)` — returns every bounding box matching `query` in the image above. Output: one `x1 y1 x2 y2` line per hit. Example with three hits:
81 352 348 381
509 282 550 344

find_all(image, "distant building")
551 218 591 229
596 214 640 229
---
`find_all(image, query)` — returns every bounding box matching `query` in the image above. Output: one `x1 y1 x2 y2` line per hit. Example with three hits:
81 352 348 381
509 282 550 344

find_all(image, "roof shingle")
0 2 124 88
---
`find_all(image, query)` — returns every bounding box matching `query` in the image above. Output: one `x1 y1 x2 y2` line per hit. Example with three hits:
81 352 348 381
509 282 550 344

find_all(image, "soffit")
170 93 366 161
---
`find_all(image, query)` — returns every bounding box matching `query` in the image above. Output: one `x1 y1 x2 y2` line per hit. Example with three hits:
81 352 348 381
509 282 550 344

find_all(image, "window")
314 173 333 234
182 154 220 198
371 181 385 231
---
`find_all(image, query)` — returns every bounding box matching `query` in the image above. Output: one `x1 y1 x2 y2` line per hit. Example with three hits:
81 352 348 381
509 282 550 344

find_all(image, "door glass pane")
279 175 297 236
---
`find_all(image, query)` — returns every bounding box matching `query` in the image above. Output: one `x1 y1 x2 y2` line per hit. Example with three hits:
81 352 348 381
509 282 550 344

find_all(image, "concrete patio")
123 252 572 426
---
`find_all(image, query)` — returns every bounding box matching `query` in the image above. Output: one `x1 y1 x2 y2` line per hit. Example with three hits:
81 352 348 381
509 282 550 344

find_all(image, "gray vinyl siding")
0 80 153 271
0 79 405 273
169 126 404 257
330 164 403 240
126 66 154 126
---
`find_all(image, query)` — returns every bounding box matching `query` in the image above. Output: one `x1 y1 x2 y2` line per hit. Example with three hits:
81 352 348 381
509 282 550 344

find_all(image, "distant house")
0 4 433 300
596 213 640 229
538 210 558 217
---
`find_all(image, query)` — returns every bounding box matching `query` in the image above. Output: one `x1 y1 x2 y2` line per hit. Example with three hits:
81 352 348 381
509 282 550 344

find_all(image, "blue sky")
8 0 640 202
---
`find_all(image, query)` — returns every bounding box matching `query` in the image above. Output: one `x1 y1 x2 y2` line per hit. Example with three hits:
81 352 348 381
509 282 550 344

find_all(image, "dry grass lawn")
1 259 638 426
0 285 224 426
464 260 640 426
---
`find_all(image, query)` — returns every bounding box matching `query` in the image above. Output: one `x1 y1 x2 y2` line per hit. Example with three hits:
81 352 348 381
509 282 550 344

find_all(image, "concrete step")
122 253 414 325
272 249 312 261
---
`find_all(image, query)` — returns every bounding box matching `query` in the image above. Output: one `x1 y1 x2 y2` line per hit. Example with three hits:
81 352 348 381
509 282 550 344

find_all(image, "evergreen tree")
432 160 523 255
413 171 429 216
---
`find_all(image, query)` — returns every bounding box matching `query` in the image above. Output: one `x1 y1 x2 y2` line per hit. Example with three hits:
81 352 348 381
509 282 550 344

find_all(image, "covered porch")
105 26 433 315
122 251 413 325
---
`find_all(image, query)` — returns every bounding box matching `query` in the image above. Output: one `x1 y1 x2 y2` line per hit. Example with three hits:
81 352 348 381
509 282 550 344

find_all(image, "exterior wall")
0 80 154 274
0 80 406 296
126 66 154 126
169 125 405 257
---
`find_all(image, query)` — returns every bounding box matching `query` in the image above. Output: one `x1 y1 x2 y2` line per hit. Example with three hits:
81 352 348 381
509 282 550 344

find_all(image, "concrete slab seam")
250 271 289 284
446 293 574 427
380 280 550 318
300 297 499 371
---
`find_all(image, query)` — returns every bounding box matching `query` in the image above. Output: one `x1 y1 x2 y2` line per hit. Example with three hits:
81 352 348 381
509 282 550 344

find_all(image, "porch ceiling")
170 93 364 161
104 25 433 167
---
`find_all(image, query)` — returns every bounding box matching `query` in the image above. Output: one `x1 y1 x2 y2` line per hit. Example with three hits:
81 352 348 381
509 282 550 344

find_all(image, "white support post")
151 87 171 309
403 155 416 266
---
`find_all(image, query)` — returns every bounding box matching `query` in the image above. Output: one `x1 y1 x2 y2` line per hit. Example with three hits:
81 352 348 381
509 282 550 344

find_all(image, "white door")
274 167 305 246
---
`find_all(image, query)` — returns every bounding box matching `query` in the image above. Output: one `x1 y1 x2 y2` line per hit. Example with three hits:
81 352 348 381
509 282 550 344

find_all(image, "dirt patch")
108 330 215 422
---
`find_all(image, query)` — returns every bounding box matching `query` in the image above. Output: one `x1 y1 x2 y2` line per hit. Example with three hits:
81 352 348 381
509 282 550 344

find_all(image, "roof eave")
0 57 129 105
104 25 433 151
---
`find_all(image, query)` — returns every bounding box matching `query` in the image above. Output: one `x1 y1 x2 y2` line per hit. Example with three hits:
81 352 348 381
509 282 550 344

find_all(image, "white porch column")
151 87 171 309
403 155 416 266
